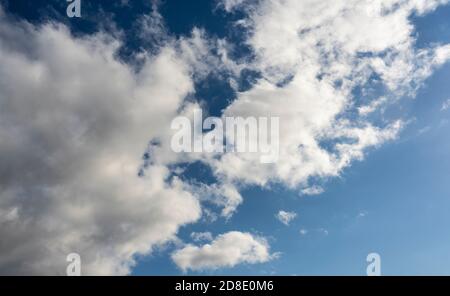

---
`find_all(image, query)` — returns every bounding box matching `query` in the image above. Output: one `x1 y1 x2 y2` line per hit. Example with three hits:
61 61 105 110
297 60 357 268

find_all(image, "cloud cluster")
172 231 275 271
0 12 205 275
208 0 450 198
1 0 450 275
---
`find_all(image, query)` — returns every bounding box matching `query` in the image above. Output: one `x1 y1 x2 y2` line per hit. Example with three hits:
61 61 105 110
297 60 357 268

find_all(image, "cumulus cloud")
276 211 297 226
0 3 252 274
2 0 450 275
188 181 243 219
171 231 275 271
0 11 207 275
208 0 450 195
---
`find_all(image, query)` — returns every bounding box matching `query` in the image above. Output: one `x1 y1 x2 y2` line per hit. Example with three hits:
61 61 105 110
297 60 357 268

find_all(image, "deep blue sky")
2 0 450 275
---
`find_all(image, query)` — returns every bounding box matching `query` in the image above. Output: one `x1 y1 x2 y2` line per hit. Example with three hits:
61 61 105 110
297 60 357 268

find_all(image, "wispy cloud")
301 186 325 196
190 232 214 242
276 211 297 226
442 99 450 111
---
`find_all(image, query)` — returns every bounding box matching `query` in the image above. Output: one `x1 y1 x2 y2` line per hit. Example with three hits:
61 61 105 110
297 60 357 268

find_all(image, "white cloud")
357 211 368 218
276 211 297 226
208 0 449 195
171 231 275 271
2 0 450 275
0 12 207 275
190 232 213 242
299 229 308 236
301 186 325 196
189 182 243 219
358 97 388 116
442 99 450 111
217 0 248 12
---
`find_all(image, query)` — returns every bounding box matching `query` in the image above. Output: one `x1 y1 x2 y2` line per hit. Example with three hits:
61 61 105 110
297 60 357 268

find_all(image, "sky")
0 0 450 275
